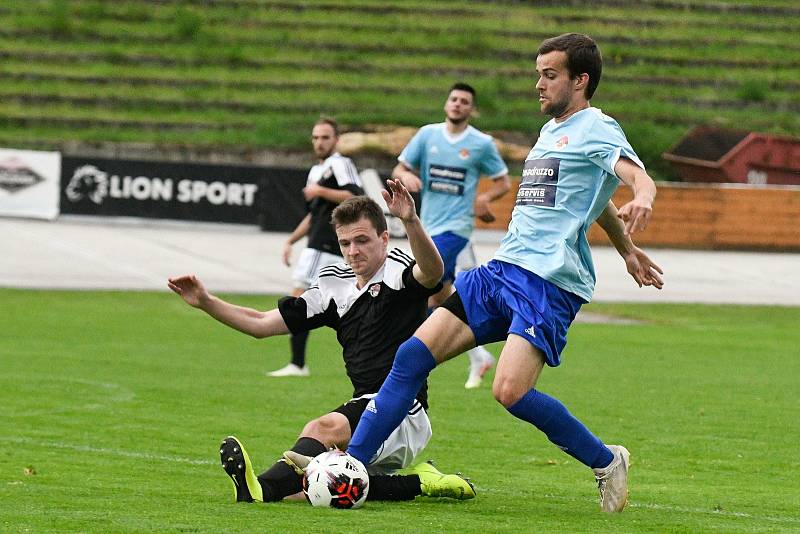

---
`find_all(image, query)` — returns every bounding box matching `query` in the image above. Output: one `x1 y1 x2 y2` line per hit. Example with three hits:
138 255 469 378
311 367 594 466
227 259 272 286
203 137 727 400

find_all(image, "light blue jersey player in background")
393 83 511 389
348 33 664 513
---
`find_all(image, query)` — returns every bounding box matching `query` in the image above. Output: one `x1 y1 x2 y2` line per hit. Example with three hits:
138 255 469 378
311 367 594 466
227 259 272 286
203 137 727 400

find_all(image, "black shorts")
439 290 469 325
331 397 370 434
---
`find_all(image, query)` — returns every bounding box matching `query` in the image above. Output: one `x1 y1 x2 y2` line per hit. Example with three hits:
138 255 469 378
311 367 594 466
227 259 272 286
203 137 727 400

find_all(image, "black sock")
290 331 309 368
257 437 327 502
366 474 422 501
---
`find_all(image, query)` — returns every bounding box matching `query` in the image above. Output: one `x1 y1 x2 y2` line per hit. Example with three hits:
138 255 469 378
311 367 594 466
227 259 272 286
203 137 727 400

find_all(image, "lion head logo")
65 165 109 205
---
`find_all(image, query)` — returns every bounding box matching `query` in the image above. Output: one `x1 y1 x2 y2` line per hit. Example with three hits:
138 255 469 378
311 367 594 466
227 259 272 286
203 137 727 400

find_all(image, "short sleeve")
479 138 509 179
398 128 427 171
330 157 363 189
385 248 442 297
278 288 338 334
585 117 644 178
401 263 443 298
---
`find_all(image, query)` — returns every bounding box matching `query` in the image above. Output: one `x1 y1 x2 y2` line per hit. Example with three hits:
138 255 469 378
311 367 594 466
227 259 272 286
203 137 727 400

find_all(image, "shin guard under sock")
257 437 327 501
367 475 421 501
347 336 436 465
507 389 613 468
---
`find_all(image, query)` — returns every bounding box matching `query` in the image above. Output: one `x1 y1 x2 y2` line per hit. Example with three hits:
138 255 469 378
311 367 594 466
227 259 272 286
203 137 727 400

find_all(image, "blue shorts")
453 260 585 367
432 232 469 284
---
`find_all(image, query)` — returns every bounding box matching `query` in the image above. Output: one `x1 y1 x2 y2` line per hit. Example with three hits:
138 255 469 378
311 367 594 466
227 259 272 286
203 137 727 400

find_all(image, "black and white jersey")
278 247 442 409
306 152 363 255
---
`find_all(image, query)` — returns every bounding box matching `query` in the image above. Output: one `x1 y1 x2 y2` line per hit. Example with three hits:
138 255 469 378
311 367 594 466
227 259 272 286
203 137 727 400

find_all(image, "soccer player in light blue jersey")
392 83 511 389
347 33 663 513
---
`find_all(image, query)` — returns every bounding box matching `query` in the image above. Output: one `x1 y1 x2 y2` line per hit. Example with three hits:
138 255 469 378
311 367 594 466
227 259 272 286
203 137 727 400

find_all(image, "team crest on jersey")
368 283 381 297
555 136 569 149
429 145 439 155
459 148 470 160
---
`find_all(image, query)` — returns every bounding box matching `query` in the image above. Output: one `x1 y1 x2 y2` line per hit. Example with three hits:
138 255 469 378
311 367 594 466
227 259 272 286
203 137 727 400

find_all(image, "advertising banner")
60 156 308 229
256 168 307 232
0 148 61 220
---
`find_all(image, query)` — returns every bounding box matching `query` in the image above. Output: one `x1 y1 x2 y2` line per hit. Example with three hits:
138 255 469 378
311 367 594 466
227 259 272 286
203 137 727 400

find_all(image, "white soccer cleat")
464 347 495 389
266 363 310 377
282 450 312 475
464 372 482 389
593 445 631 513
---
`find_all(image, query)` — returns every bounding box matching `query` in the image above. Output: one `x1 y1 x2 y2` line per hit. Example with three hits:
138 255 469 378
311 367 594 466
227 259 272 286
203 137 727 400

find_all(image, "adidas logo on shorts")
525 325 536 338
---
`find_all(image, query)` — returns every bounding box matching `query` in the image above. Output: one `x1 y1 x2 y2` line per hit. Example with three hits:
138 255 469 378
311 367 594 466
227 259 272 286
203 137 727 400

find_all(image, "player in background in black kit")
168 185 476 504
269 117 364 377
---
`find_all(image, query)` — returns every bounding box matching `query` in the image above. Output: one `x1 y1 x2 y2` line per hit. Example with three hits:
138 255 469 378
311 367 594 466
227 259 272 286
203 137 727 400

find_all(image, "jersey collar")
440 123 472 145
320 152 342 165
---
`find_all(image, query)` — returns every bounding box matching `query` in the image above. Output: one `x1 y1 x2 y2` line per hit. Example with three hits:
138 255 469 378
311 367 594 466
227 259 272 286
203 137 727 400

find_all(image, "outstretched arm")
614 158 657 235
167 275 290 337
596 201 664 289
382 179 444 288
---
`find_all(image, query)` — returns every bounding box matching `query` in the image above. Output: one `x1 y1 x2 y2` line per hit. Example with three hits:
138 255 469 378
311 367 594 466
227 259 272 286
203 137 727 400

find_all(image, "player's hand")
617 198 652 235
303 183 322 201
382 179 417 222
474 195 496 223
282 241 293 267
623 246 664 289
167 275 210 308
399 173 422 193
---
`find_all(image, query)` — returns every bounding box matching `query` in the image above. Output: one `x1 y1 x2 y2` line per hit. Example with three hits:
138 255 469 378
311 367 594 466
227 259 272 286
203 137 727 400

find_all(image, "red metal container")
663 126 800 185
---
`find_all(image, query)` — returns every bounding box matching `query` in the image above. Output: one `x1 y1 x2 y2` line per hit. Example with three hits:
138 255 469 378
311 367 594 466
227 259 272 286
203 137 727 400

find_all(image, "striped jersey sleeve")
330 155 363 188
277 263 355 333
385 247 442 297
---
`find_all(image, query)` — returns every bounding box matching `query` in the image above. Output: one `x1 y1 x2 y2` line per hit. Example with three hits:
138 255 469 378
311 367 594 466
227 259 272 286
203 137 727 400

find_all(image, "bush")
174 8 203 41
48 0 73 37
736 80 767 103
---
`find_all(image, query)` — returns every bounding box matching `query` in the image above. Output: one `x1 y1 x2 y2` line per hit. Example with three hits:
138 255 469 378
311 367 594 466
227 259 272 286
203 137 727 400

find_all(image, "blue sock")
507 389 613 469
347 336 436 465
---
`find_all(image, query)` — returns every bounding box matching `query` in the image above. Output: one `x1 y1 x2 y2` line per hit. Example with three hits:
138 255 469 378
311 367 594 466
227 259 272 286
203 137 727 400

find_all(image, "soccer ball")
303 449 369 509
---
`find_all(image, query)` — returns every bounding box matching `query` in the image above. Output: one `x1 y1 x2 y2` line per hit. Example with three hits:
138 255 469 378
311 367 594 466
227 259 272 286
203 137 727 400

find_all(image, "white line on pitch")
4 436 216 466
7 436 799 525
477 487 799 524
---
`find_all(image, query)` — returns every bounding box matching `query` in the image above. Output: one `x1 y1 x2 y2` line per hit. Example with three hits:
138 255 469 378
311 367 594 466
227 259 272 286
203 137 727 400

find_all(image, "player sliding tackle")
345 33 664 513
169 182 476 504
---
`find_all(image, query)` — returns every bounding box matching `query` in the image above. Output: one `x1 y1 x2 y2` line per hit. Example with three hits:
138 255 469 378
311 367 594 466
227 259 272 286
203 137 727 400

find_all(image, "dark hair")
537 33 602 99
331 196 387 235
314 116 339 136
449 82 476 103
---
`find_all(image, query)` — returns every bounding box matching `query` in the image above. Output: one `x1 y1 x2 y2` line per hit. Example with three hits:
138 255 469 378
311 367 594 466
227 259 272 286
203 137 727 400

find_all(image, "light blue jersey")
494 107 644 302
399 123 508 239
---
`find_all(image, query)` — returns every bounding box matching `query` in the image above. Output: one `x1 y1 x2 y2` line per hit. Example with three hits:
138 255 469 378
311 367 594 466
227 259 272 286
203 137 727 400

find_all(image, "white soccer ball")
303 449 369 509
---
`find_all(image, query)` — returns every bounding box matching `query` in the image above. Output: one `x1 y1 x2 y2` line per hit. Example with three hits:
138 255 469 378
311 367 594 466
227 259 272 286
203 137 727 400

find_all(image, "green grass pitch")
1 289 798 532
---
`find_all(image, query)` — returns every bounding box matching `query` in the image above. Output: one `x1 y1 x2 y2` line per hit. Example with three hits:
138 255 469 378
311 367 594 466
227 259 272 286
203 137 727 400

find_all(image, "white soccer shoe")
266 363 310 377
593 444 631 513
464 347 495 389
282 450 312 475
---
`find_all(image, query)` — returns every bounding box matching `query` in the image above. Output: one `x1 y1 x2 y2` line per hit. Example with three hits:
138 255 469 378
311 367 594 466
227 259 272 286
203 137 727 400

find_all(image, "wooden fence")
476 181 800 251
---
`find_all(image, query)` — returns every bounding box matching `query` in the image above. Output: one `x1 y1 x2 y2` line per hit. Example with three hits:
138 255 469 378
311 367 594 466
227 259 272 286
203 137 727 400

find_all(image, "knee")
492 376 526 408
301 415 349 444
